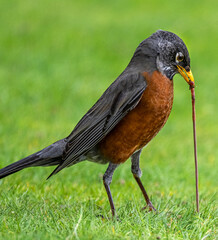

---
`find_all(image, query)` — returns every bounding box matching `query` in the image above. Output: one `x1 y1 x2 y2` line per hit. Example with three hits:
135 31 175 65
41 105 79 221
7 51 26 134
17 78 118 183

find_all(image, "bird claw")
96 214 120 222
141 202 157 212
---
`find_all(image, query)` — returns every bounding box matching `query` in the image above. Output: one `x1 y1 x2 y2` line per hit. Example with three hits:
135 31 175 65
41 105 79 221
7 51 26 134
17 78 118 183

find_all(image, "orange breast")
98 71 174 164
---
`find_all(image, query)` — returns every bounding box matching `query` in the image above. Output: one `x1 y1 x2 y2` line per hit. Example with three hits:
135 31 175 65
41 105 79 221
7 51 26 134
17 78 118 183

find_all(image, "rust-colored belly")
98 71 174 164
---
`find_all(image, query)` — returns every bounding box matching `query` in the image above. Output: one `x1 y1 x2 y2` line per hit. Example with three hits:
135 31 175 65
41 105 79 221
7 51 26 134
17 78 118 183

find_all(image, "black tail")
0 139 67 179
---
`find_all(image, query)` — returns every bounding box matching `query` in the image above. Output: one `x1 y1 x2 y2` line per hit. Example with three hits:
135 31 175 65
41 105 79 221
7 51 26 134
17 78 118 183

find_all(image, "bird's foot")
96 214 120 221
141 202 157 212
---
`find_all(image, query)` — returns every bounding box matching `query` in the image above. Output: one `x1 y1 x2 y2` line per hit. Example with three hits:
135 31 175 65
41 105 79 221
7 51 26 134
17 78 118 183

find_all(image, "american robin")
0 30 194 217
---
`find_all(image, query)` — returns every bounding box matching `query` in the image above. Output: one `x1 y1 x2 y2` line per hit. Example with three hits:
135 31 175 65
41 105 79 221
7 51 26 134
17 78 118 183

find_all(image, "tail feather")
0 138 67 179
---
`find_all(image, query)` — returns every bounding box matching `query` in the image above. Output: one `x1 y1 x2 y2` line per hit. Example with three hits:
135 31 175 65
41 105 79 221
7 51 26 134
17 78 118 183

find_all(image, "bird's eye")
176 52 184 63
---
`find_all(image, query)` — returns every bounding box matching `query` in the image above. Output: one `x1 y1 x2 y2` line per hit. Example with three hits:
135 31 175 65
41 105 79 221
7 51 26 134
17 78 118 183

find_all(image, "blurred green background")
0 0 217 239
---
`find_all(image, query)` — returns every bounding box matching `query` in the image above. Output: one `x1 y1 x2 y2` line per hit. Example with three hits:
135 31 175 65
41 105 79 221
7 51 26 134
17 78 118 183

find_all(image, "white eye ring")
176 52 184 63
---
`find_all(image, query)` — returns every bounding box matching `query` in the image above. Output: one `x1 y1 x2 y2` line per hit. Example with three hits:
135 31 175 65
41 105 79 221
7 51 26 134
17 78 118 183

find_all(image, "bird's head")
134 30 195 87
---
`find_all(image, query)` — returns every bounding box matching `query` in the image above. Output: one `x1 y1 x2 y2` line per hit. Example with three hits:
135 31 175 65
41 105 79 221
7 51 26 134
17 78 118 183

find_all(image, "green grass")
0 0 217 239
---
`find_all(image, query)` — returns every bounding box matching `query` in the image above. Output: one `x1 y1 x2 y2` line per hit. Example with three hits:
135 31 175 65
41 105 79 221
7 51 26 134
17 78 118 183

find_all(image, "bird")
0 30 195 217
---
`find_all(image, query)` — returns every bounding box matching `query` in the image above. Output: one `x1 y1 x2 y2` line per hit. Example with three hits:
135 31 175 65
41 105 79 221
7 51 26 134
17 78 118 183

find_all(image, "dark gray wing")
48 72 147 178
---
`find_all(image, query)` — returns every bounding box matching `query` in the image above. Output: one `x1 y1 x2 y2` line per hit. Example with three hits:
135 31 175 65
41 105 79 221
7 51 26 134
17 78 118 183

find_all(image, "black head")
131 30 194 86
151 30 190 79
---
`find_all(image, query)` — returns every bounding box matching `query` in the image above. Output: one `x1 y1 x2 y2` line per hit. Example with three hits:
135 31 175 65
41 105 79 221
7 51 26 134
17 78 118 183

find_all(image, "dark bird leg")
103 163 119 217
131 150 156 211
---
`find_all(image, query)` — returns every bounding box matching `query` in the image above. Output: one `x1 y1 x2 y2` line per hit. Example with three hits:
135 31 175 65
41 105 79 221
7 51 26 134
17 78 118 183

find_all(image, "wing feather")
47 72 147 178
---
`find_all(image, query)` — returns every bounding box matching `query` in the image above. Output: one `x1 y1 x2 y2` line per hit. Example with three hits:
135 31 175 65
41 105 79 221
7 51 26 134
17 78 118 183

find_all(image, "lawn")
0 0 217 239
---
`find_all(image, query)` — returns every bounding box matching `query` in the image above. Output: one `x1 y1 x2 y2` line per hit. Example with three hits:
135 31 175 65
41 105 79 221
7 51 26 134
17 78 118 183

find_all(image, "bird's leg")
131 150 156 211
103 163 119 218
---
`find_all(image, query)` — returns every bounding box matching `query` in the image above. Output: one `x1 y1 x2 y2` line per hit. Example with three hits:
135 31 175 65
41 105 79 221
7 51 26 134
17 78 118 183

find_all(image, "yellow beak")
177 65 195 87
